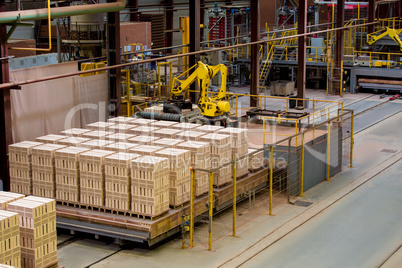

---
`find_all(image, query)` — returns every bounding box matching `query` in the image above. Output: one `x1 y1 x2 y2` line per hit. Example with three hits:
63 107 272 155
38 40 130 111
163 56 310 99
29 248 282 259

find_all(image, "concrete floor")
57 90 402 267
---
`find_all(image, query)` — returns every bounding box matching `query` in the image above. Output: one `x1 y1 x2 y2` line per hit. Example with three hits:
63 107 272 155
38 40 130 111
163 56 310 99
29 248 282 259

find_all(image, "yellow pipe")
11 0 52 51
232 161 237 237
208 171 213 251
269 146 273 215
327 122 331 181
300 133 305 197
190 168 195 247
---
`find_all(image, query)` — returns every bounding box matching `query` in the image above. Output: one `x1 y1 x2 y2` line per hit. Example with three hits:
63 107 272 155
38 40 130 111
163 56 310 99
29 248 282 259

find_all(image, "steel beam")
335 0 344 95
165 0 174 53
250 0 260 107
0 0 12 191
128 0 138 21
189 0 200 102
368 0 375 33
297 0 307 106
200 0 205 42
107 8 121 117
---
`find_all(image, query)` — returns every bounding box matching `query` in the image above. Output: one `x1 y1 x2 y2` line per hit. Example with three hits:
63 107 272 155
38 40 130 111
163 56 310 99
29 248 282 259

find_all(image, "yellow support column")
190 168 195 247
157 64 162 100
232 162 237 237
269 146 273 215
327 122 331 181
300 133 305 197
208 171 213 251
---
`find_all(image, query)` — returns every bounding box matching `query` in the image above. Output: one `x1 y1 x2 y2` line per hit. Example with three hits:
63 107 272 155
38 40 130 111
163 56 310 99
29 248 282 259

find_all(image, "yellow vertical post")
190 168 195 247
235 96 238 117
263 119 266 145
300 133 305 197
350 111 354 167
264 87 267 108
232 162 237 237
157 64 162 100
269 146 273 215
327 122 331 181
208 171 213 251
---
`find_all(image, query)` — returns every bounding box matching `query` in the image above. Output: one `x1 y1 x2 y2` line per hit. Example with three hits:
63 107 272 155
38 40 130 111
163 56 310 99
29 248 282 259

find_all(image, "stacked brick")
82 130 114 140
105 133 135 143
155 149 191 206
7 196 57 268
151 121 178 129
79 150 116 206
80 139 114 150
0 210 20 268
176 131 206 141
35 134 66 144
104 153 141 211
248 148 265 171
86 121 115 131
0 192 24 210
194 125 224 133
170 122 201 131
105 142 138 153
153 138 184 148
107 116 133 124
199 133 232 186
131 156 170 217
218 128 249 178
153 128 182 139
176 141 210 196
54 147 91 202
57 137 91 147
31 144 66 198
9 141 43 195
61 128 91 137
128 118 157 126
130 145 164 156
129 126 159 136
108 124 135 134
128 135 160 145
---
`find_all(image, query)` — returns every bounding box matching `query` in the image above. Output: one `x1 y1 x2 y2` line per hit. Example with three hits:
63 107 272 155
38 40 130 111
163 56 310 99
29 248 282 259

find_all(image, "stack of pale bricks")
8 118 251 219
0 194 58 268
218 127 249 178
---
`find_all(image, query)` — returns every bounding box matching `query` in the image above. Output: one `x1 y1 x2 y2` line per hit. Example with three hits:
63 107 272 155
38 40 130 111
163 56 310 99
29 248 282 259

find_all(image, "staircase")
259 46 286 87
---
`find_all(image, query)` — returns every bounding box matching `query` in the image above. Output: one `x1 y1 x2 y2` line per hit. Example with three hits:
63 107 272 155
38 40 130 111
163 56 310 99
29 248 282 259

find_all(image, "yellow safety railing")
80 61 106 77
157 61 173 100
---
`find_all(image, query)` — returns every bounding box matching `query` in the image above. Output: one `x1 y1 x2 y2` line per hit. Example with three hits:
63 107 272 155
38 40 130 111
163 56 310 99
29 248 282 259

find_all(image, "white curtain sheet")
10 62 108 142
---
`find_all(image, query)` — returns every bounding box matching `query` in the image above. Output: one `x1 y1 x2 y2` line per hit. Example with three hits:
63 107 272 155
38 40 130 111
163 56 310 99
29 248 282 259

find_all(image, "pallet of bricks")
7 196 58 268
54 147 91 203
176 141 210 196
131 156 170 218
9 141 44 195
155 148 191 207
199 133 232 187
79 150 116 207
31 144 67 198
218 127 249 178
0 191 23 268
104 152 141 211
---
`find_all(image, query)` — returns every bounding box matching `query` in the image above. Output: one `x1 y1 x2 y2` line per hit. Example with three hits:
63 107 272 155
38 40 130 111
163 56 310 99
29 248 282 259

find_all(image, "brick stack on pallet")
105 142 139 153
128 135 160 145
130 145 164 156
35 134 67 144
0 210 21 268
199 133 232 186
9 141 43 195
80 139 114 150
248 148 265 171
194 125 224 134
86 121 116 131
107 116 133 124
177 141 210 196
218 127 249 178
176 131 206 142
105 133 135 143
129 126 160 136
151 121 178 129
79 150 116 206
61 128 91 137
31 144 66 198
155 148 191 206
7 196 58 268
0 192 24 210
54 147 91 202
104 153 141 211
57 136 91 147
153 128 182 139
131 156 170 217
153 138 184 148
82 130 114 140
128 118 157 126
171 122 201 131
108 123 136 134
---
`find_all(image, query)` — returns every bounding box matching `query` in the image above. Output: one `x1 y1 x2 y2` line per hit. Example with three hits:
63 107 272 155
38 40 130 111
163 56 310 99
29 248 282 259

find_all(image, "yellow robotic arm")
367 27 402 51
172 61 230 118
